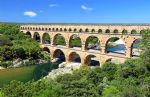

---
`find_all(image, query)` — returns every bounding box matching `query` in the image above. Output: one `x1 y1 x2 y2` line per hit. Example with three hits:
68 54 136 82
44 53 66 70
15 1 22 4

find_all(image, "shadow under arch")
68 52 81 63
84 54 100 66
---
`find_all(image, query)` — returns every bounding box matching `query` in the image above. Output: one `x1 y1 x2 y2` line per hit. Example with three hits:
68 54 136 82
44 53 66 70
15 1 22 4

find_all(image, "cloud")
24 11 37 17
49 4 59 7
81 5 93 11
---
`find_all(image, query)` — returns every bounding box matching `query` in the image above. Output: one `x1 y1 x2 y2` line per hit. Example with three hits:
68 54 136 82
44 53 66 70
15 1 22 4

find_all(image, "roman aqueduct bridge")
20 24 150 66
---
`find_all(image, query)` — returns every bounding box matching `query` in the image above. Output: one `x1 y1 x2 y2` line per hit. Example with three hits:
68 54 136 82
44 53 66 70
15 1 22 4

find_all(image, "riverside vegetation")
0 24 150 97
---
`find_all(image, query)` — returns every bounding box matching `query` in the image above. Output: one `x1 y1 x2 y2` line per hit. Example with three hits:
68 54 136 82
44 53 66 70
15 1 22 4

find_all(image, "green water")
0 63 58 87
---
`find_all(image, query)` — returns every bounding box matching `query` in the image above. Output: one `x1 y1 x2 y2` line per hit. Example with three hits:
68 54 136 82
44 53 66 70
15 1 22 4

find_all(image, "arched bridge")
20 24 148 66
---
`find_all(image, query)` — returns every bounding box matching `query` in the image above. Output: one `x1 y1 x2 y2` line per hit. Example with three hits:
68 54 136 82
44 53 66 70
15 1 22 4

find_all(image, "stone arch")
53 33 66 46
105 29 110 33
114 29 119 33
56 28 59 31
131 30 137 34
85 36 101 51
91 29 95 32
26 31 31 38
53 49 66 62
74 28 77 32
79 28 83 32
33 32 41 43
105 37 126 55
49 28 51 31
42 33 51 44
122 29 128 34
64 28 67 32
85 28 89 32
84 54 100 66
131 39 141 57
140 30 145 34
98 29 102 33
43 47 50 54
69 28 72 32
69 34 82 48
60 28 63 31
68 52 81 63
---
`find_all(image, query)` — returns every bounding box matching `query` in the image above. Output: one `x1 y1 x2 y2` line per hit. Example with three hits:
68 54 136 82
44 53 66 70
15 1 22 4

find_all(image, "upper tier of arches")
20 25 149 34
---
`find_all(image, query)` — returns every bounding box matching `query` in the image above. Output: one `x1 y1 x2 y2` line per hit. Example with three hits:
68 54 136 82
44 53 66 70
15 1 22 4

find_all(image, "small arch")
42 33 51 44
74 28 77 32
105 29 110 33
43 47 50 54
79 29 83 32
69 28 72 32
45 28 48 31
69 52 81 63
60 28 63 31
64 28 67 32
42 28 44 31
122 29 128 34
91 29 95 33
85 28 89 32
98 29 102 33
52 28 55 31
114 29 119 33
49 28 51 31
56 28 59 31
131 30 137 34
53 49 66 62
140 30 145 34
39 27 41 30
84 55 100 66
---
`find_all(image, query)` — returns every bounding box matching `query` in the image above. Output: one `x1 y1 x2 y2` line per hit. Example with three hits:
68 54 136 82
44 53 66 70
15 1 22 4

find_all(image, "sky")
0 0 150 23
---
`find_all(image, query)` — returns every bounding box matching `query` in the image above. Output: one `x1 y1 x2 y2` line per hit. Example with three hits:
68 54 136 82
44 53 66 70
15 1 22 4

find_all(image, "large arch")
85 36 101 51
53 49 66 62
33 32 41 43
53 34 66 46
84 54 100 66
68 52 81 63
105 37 126 55
26 31 31 38
43 47 50 54
131 39 141 57
69 34 82 49
42 33 51 44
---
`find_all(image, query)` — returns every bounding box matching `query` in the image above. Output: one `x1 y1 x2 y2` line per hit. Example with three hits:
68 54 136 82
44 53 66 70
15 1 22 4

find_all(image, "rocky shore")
45 62 81 79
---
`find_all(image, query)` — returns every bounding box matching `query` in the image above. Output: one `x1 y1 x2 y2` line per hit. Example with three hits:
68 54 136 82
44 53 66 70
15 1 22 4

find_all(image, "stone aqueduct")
20 24 150 66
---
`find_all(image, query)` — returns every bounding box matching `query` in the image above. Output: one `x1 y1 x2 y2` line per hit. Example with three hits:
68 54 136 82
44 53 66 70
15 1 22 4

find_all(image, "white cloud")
81 5 93 11
49 4 59 7
24 11 37 17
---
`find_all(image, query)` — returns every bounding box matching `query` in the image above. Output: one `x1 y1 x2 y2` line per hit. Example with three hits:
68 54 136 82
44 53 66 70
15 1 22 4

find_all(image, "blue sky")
0 0 150 23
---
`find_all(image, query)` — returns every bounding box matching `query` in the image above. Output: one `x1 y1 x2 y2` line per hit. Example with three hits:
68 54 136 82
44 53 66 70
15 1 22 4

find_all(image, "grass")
0 63 58 87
